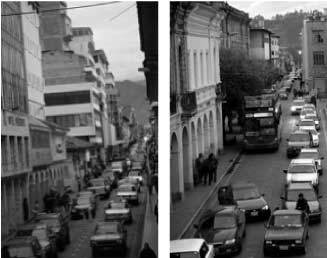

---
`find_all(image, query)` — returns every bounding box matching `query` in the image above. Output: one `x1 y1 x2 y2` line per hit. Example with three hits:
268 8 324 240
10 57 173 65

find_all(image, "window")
31 130 50 148
313 51 325 65
44 91 91 106
313 30 324 43
17 137 23 168
194 52 198 88
47 113 93 127
9 136 16 169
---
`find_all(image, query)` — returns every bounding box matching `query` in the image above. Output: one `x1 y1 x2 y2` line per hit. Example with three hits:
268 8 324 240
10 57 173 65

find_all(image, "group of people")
195 153 219 186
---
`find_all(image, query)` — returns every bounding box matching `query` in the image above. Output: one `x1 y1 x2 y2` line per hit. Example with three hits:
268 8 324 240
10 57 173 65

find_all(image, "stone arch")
171 133 180 200
197 118 203 155
203 114 209 155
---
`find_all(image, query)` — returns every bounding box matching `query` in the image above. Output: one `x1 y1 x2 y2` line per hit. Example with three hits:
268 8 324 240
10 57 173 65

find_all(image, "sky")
229 1 326 19
67 1 144 82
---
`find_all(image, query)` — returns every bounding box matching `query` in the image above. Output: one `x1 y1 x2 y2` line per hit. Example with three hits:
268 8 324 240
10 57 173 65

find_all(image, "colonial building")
1 1 31 238
250 28 273 61
170 2 224 201
271 34 280 69
302 10 327 98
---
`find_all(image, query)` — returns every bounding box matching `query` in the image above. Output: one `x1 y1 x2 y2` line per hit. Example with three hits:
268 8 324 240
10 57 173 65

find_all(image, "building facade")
302 10 327 98
271 34 280 68
1 2 31 238
250 28 273 61
170 2 223 201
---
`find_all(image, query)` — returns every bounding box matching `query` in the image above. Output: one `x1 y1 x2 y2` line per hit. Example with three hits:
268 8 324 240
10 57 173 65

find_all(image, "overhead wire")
109 3 136 22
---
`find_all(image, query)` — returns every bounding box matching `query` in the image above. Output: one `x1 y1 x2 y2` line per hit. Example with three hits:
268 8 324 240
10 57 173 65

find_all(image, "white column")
188 50 194 90
177 127 184 195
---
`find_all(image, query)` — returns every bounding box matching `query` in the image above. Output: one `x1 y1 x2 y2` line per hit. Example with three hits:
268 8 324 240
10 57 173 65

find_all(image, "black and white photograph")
1 1 157 258
170 2 327 257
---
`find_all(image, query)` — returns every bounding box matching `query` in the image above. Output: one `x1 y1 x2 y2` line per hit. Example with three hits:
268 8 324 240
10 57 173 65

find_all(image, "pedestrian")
210 153 218 183
84 209 90 220
147 173 153 195
195 153 204 185
32 201 40 217
43 193 50 213
296 193 310 214
202 158 210 185
154 202 158 224
311 95 317 107
139 242 157 258
91 207 96 219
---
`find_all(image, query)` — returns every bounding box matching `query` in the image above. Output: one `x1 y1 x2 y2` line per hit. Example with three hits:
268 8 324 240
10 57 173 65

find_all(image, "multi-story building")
271 34 280 68
1 2 31 238
250 28 273 61
170 2 223 201
302 10 327 98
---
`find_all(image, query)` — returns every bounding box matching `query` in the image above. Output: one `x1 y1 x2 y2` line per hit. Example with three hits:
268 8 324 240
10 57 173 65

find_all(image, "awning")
66 136 95 150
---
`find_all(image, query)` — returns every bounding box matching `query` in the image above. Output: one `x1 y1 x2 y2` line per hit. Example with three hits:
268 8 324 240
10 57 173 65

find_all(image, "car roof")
287 183 313 190
291 130 309 135
170 239 205 253
291 158 315 164
36 213 60 219
18 223 47 230
7 236 37 246
216 206 237 215
231 181 256 189
299 119 314 123
273 209 302 216
119 183 135 187
300 148 318 153
96 221 120 227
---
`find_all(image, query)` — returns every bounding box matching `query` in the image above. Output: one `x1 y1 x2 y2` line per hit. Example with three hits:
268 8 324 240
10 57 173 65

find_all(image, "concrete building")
170 2 223 201
1 1 31 239
302 10 327 98
271 34 280 68
250 28 273 61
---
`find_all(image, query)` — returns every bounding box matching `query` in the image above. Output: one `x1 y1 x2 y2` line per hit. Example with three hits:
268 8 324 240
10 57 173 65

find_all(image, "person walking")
32 201 40 217
296 193 310 214
210 153 218 183
139 242 157 258
195 153 204 185
202 157 210 185
154 202 158 224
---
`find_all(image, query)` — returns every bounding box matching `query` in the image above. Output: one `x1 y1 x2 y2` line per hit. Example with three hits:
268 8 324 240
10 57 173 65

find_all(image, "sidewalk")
170 143 242 240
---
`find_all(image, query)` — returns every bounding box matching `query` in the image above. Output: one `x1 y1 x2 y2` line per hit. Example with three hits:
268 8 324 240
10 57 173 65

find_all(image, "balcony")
180 91 197 119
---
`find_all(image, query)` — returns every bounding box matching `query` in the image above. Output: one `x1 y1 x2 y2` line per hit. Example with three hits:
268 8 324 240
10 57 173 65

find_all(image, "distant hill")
116 80 149 125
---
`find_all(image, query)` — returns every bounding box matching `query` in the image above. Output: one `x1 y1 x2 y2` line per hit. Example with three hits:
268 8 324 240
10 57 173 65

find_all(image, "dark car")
87 178 111 199
218 182 271 221
194 206 246 256
281 183 322 223
90 221 127 257
286 130 312 158
104 200 133 223
4 236 45 258
71 196 96 220
34 213 70 251
15 223 57 258
263 209 309 256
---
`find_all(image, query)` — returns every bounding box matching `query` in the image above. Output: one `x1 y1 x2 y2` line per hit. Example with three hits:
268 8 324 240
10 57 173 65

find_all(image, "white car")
283 159 319 191
116 183 139 205
309 129 320 147
300 109 316 120
290 99 305 115
298 119 316 132
304 114 320 130
170 239 215 258
128 170 143 185
299 148 324 175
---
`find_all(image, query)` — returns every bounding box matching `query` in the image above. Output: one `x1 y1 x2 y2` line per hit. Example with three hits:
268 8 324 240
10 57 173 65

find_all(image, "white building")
170 3 224 201
271 34 280 69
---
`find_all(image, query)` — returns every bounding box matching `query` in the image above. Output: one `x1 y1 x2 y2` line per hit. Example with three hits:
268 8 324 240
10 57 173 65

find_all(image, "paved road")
184 95 327 257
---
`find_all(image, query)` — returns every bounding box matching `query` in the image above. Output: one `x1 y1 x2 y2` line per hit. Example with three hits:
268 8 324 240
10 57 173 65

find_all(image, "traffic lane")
58 188 147 258
230 100 327 258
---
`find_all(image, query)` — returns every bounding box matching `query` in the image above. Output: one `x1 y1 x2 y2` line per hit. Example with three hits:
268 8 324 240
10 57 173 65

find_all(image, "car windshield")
271 214 302 227
287 189 316 201
305 115 317 120
32 229 47 240
233 186 260 200
96 224 118 235
293 100 305 106
90 179 104 186
299 121 315 126
171 252 199 258
8 246 34 258
289 165 315 173
110 202 126 209
39 218 60 227
299 153 318 159
289 133 309 142
77 198 90 205
213 215 236 229
119 185 135 192
129 171 140 176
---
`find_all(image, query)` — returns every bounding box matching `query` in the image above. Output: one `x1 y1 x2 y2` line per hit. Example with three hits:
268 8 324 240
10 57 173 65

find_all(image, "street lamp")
298 50 302 68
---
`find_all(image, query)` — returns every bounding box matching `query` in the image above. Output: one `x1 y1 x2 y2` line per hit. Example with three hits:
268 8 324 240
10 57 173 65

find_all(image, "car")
118 177 141 193
110 161 124 179
104 200 132 223
218 182 271 220
77 191 98 209
116 183 139 205
102 170 119 189
281 183 322 223
286 130 312 158
131 161 144 171
4 236 45 258
297 119 316 132
90 221 127 257
304 114 320 130
15 223 57 258
194 206 246 256
309 129 320 147
300 109 316 120
71 196 96 220
299 148 324 175
87 178 111 199
128 170 143 185
278 89 288 100
170 239 215 258
290 99 305 115
34 213 70 251
263 209 309 256
283 158 319 192
303 103 316 110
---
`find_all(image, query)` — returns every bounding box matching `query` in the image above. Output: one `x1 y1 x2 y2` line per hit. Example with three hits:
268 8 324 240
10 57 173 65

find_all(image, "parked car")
170 239 215 258
263 209 309 256
194 206 246 256
71 196 96 220
77 191 98 209
90 221 127 257
110 161 124 179
297 119 316 132
286 130 312 158
104 200 132 223
34 213 70 251
309 129 320 147
15 223 57 258
87 178 111 199
218 182 271 220
4 236 45 258
118 177 141 193
281 183 322 223
128 170 143 185
304 114 320 130
278 88 288 100
116 183 139 205
102 170 119 189
290 99 305 115
283 158 319 192
300 108 316 120
299 148 324 175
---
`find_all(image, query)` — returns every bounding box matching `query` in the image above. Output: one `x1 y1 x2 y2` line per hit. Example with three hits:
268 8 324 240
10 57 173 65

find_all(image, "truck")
242 93 281 151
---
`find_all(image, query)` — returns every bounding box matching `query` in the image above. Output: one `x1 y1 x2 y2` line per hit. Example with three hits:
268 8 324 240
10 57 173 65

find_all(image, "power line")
1 2 121 17
109 3 136 22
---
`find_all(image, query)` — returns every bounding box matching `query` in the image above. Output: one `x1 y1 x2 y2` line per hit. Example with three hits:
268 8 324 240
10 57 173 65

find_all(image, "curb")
177 150 243 239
